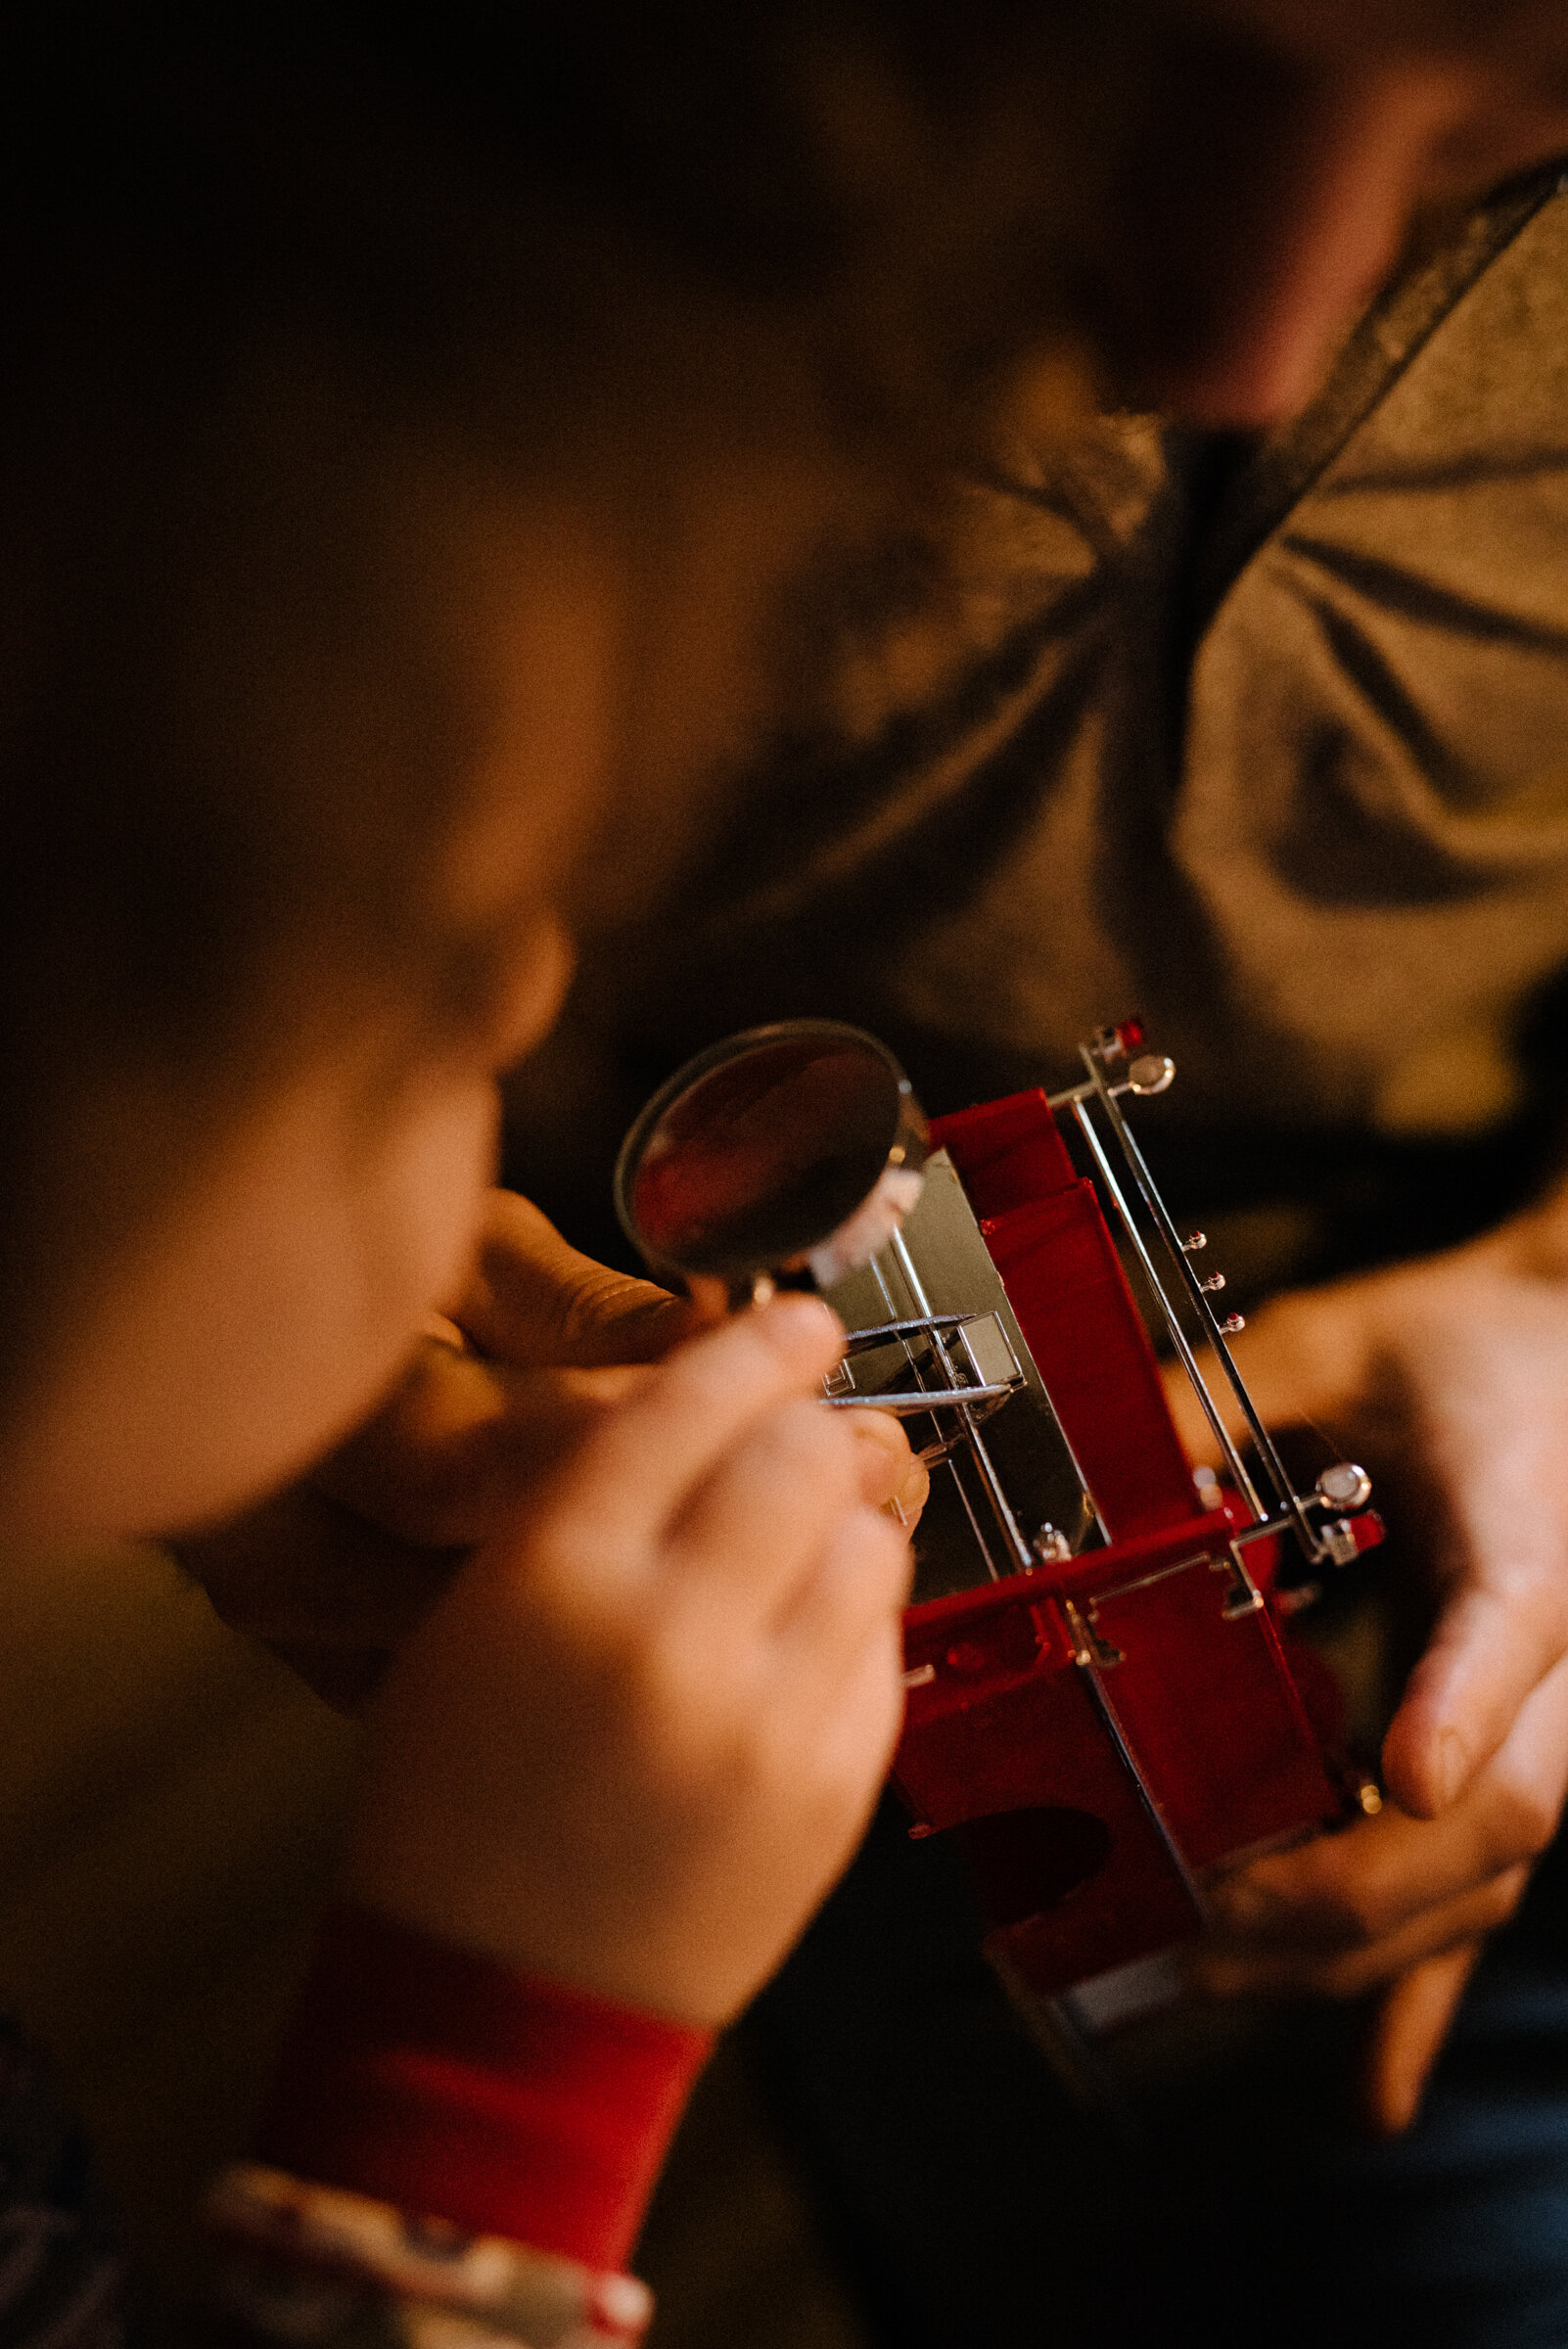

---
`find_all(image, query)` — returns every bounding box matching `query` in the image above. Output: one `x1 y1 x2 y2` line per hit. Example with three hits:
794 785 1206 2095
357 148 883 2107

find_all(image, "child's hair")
0 0 1108 1416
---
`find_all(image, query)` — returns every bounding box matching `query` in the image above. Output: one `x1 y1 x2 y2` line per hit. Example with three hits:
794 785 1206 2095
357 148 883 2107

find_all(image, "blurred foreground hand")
345 1290 916 2022
179 1189 926 1708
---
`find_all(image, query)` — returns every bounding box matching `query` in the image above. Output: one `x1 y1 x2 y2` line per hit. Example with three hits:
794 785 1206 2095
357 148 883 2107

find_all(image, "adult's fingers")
1207 1798 1529 1956
546 1294 847 1559
1160 1283 1370 1465
1375 1282 1568 1815
452 1189 699 1366
1377 1321 1568 1816
1361 1941 1483 2139
1385 1569 1568 1820
1160 1262 1568 1825
1196 1867 1526 2001
1199 1655 1568 2014
1210 1656 1568 1953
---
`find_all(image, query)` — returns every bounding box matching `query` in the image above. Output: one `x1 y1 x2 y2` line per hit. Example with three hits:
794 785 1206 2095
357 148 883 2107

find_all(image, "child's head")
0 4 1104 1547
8 0 1565 1553
0 348 604 1543
0 18 744 1543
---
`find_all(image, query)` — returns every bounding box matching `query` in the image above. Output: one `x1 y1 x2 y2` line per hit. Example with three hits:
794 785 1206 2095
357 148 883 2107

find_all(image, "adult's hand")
1165 1198 1568 2132
179 1189 926 1707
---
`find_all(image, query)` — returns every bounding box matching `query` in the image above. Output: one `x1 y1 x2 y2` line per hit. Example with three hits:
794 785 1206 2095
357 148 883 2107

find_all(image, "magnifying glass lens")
617 1025 927 1291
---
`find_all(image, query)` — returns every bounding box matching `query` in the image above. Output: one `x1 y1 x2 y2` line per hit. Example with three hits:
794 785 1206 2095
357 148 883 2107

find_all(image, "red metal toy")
617 1019 1383 2020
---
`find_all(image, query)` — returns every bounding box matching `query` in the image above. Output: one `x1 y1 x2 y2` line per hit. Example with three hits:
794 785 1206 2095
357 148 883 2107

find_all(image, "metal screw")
1315 1460 1372 1511
1128 1052 1176 1095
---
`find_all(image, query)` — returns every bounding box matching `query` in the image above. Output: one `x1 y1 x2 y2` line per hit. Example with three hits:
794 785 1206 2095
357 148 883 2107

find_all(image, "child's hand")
181 1192 924 1710
340 1295 915 2026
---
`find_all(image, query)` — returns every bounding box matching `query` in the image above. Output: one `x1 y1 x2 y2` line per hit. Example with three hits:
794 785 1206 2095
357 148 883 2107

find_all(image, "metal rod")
890 1228 1034 1572
869 1252 1002 1580
843 1313 977 1349
824 1383 1016 1415
1231 1511 1297 1547
1071 1638 1207 1914
1045 1077 1141 1111
1080 1047 1319 1558
1069 1096 1267 1521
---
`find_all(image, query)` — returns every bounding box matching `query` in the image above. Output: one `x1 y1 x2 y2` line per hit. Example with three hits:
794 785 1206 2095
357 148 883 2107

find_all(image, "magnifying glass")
615 1021 929 1312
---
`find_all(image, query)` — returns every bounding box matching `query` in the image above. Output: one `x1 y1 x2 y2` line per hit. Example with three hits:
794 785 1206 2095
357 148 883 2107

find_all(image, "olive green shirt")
513 165 1568 1275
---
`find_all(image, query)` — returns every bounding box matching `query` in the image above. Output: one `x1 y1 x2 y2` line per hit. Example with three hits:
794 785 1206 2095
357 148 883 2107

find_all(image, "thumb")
452 1189 702 1367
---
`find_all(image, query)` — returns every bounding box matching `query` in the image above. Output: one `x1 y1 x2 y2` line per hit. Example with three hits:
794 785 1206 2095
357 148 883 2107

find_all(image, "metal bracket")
1318 1517 1360 1567
1212 1549 1265 1619
1064 1596 1125 1669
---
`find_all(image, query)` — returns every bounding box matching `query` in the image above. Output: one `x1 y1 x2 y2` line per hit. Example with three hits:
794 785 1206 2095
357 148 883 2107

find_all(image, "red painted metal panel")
934 1091 1199 1543
984 1184 1199 1542
1084 1563 1341 1868
929 1089 1079 1211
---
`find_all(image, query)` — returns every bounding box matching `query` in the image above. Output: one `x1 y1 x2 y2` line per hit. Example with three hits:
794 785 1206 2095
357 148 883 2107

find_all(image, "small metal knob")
1219 1313 1245 1335
1315 1461 1372 1511
1032 1524 1072 1564
1200 1271 1225 1293
1181 1230 1207 1252
1128 1053 1176 1095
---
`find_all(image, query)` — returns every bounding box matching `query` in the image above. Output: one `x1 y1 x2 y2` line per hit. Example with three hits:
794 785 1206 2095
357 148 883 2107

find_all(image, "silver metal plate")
822 1150 1098 1601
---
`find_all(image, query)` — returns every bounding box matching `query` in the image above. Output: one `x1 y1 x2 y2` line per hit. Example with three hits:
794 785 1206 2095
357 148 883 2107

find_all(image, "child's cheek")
1 1069 501 1549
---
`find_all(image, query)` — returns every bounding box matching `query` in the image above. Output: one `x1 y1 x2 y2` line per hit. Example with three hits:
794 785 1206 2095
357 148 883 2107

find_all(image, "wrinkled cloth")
511 163 1568 1276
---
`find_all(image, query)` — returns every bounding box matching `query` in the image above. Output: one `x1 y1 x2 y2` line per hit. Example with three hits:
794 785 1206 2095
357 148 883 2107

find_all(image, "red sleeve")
255 1905 712 2270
